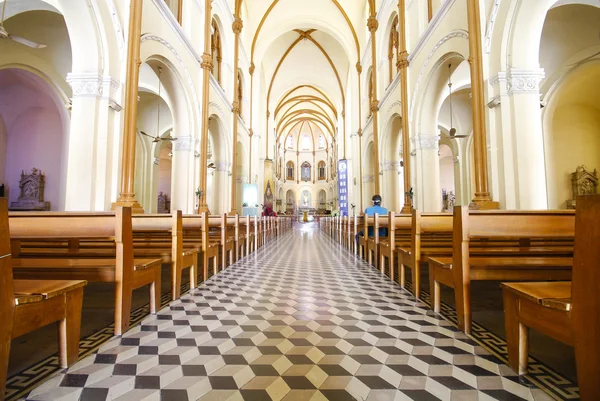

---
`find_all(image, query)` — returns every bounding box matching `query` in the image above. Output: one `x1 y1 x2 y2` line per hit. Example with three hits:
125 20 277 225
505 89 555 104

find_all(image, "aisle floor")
27 223 553 401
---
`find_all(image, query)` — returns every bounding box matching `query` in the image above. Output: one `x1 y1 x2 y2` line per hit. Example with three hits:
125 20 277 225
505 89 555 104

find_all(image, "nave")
26 223 551 401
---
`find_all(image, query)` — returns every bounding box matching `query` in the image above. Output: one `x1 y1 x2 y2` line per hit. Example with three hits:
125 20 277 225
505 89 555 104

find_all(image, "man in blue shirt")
356 194 388 243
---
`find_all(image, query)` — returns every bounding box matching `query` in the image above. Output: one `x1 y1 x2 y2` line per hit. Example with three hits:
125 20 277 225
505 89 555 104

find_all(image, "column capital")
370 100 380 113
232 17 243 34
232 100 241 114
411 135 440 150
367 16 379 32
396 51 409 69
201 53 213 70
173 136 196 151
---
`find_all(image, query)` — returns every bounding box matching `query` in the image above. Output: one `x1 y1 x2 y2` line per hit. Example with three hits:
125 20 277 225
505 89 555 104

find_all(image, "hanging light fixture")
447 63 468 139
140 66 178 143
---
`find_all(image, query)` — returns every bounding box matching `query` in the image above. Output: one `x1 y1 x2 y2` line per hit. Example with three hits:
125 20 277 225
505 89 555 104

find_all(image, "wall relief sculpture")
10 168 51 211
566 165 598 209
157 192 170 214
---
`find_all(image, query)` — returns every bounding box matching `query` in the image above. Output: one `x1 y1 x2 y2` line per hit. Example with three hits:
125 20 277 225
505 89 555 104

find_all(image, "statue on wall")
567 165 598 209
10 168 50 211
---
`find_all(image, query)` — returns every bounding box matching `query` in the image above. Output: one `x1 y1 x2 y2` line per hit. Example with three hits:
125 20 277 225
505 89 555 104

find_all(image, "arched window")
318 134 325 149
211 19 222 84
388 15 399 84
286 135 293 149
302 134 311 150
318 161 326 180
286 161 295 180
301 162 311 182
237 70 243 117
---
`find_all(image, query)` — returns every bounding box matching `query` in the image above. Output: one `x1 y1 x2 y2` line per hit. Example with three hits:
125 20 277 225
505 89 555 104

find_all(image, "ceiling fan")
140 67 178 144
0 0 47 48
447 63 468 139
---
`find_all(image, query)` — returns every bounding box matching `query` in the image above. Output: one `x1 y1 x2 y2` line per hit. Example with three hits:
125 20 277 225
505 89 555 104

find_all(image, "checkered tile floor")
27 223 554 401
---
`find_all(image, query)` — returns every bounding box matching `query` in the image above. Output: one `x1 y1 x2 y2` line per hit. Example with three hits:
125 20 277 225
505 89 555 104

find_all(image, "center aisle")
29 222 551 401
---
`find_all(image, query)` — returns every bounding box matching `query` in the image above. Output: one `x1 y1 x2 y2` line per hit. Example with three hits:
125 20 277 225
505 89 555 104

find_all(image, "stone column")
313 151 316 184
413 135 441 212
398 0 412 213
467 0 498 209
111 0 144 213
368 14 381 195
65 74 119 211
198 0 212 213
491 69 547 209
171 136 195 212
230 16 243 214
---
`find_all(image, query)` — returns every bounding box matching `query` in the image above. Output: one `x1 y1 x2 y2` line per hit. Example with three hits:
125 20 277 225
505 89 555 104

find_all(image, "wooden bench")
366 214 388 270
181 213 219 281
9 208 162 336
379 212 411 281
397 211 453 299
501 195 600 400
428 207 574 334
11 212 198 301
1 199 87 401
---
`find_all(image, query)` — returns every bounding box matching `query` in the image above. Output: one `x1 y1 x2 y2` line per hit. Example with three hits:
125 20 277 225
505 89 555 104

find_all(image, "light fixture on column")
447 63 468 139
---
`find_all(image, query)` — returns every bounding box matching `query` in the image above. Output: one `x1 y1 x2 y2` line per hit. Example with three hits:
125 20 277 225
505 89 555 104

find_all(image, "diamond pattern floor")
27 223 554 401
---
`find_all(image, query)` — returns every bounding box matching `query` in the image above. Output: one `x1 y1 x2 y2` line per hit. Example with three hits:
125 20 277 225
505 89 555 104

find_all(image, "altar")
9 168 50 211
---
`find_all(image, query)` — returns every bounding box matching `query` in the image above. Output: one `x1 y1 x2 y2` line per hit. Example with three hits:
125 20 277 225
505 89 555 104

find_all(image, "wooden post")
398 0 412 214
467 0 498 209
368 13 381 195
198 0 212 214
112 0 144 213
427 0 433 22
231 12 243 214
177 0 183 24
357 62 363 212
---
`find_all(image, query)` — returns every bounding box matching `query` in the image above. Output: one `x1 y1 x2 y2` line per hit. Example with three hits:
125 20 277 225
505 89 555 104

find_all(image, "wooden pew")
357 215 370 260
379 212 412 281
1 199 87 401
9 208 162 335
181 213 219 281
428 207 574 334
397 211 453 299
501 195 600 400
12 212 198 301
366 214 388 269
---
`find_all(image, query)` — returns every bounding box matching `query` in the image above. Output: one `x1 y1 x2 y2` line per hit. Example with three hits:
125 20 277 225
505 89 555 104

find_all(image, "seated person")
356 194 388 243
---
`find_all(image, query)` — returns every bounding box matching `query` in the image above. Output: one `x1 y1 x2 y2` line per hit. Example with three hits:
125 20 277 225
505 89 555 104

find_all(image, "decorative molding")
409 30 469 123
412 135 440 150
484 0 502 53
153 157 160 165
453 156 460 164
409 0 457 64
106 0 125 51
213 162 231 172
380 161 402 171
489 69 545 95
362 175 375 183
506 69 545 94
141 34 201 133
66 73 103 98
174 136 195 151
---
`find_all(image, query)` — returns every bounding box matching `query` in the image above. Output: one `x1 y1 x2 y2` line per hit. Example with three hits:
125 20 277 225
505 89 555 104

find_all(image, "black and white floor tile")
27 223 555 401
